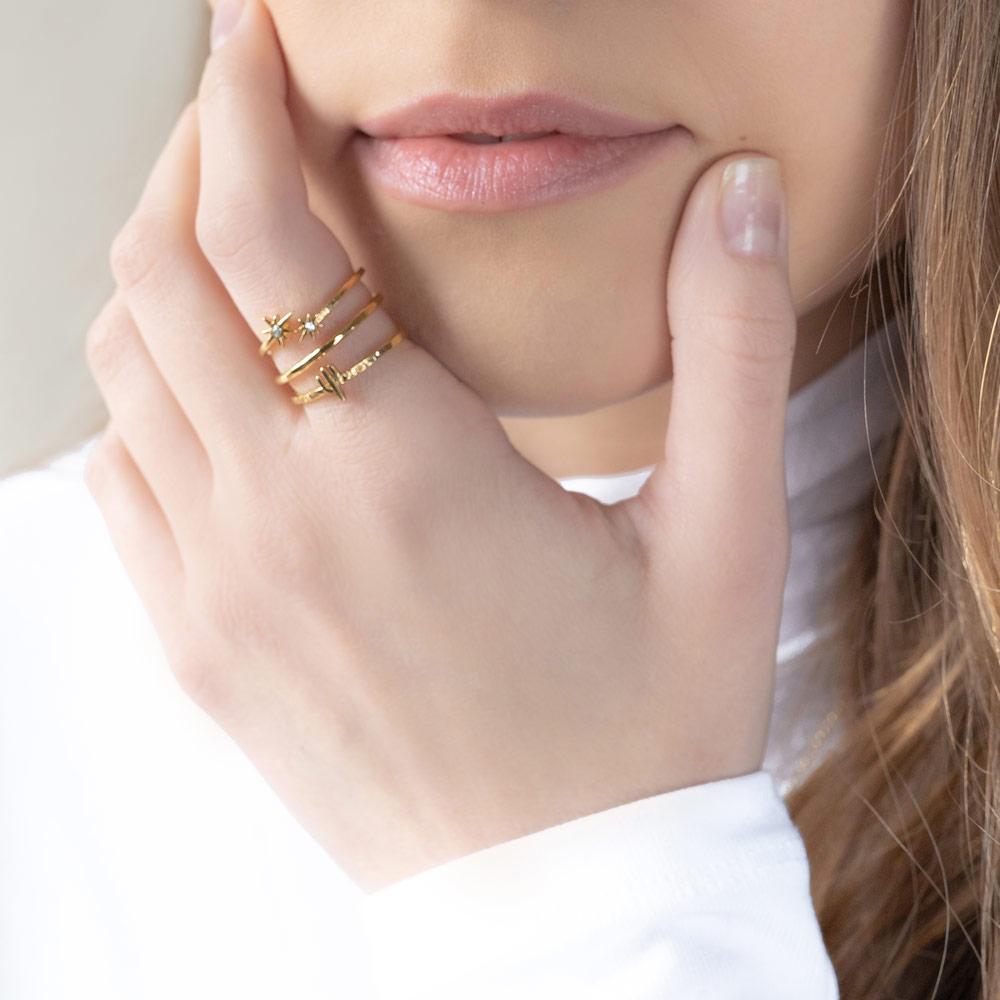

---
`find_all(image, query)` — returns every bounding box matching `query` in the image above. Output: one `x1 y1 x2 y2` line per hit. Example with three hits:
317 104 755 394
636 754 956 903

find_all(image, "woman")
2 0 997 996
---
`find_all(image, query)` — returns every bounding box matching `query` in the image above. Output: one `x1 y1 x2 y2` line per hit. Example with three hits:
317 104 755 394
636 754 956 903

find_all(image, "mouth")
353 91 687 212
448 131 558 143
356 91 673 139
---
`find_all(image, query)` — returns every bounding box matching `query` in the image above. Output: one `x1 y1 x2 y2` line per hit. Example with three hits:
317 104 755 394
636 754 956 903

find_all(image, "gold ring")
276 292 383 385
258 310 295 355
291 330 408 404
257 267 366 357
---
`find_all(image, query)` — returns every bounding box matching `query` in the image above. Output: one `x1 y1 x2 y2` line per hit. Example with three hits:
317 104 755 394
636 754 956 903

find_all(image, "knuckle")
172 563 252 707
84 301 134 381
677 301 795 411
109 211 175 292
197 576 255 651
700 306 795 366
197 53 250 115
195 196 271 267
83 437 113 492
170 646 224 708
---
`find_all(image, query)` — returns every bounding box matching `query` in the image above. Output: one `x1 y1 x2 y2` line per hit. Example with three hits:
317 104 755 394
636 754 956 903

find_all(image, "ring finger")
85 291 212 547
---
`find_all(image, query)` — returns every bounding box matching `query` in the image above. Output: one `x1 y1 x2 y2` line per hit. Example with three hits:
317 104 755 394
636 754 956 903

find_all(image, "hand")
84 0 794 893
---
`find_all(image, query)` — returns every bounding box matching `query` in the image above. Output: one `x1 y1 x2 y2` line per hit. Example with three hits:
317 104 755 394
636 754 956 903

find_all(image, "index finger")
195 0 425 427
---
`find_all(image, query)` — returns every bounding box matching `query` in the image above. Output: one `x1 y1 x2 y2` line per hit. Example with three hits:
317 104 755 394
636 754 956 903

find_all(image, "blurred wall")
1 0 209 477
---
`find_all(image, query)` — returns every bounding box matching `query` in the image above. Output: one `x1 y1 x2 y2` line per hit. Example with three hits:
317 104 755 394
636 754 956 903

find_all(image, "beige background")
2 1 209 477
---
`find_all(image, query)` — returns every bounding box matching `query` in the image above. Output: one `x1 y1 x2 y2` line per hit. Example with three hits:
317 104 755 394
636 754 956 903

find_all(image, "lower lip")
353 127 686 212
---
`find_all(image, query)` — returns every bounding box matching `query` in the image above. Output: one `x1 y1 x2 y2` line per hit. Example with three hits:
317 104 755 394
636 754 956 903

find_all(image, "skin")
83 0 911 891
209 0 911 478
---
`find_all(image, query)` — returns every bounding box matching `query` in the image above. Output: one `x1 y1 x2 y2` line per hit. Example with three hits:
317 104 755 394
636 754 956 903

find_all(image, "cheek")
693 2 912 313
785 17 911 314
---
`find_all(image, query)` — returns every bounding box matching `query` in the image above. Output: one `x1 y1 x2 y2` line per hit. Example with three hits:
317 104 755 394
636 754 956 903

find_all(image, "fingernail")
210 0 245 52
719 156 784 261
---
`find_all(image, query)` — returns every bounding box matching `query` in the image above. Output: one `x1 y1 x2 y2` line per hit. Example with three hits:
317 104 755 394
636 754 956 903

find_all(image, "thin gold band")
257 266 402 405
257 267 366 357
275 293 383 385
290 330 408 404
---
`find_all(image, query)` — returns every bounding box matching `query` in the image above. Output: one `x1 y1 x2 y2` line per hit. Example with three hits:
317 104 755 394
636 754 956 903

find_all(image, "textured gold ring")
276 293 383 386
291 329 408 404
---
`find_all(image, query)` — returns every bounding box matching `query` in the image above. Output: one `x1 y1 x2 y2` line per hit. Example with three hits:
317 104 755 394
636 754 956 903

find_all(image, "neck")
499 273 886 481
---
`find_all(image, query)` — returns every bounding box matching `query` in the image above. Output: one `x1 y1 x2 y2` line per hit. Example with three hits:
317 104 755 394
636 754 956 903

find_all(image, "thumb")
635 153 794 595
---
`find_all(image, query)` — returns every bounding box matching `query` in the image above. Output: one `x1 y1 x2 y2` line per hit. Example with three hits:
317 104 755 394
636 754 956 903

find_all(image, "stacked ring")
290 330 408 404
257 266 409 405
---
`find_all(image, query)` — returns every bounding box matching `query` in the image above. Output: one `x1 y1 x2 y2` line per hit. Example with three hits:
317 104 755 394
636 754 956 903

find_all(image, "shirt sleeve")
360 769 839 1000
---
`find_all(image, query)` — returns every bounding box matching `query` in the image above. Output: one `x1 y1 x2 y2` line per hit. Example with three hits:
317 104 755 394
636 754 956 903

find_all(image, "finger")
84 423 186 630
632 153 795 595
195 0 482 445
85 291 212 546
108 100 297 474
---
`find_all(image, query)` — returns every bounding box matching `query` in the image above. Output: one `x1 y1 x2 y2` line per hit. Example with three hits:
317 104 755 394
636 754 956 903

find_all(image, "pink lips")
353 92 685 212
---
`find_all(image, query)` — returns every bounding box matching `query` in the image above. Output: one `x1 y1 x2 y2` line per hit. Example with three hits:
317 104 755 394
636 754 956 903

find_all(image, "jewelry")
258 311 295 354
257 267 366 357
291 330 408 404
276 293 384 386
259 265 406 405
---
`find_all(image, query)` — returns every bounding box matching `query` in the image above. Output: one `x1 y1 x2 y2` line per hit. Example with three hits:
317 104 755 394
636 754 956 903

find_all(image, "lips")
451 131 554 143
353 91 685 212
356 91 673 140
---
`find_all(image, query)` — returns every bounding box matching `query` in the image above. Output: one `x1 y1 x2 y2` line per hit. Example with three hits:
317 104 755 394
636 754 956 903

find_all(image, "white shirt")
0 316 900 999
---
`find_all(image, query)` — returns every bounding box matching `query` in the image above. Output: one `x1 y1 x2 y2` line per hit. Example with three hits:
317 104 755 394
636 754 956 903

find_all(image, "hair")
784 0 1000 996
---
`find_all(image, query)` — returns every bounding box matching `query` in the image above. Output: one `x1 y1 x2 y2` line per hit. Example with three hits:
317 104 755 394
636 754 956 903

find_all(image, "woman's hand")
84 0 794 893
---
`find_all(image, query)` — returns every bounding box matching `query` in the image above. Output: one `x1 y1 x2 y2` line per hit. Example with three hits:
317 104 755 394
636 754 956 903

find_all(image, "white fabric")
0 317 900 998
361 772 836 999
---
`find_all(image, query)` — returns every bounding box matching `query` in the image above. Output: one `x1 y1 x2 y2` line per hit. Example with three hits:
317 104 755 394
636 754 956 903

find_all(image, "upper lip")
356 91 675 139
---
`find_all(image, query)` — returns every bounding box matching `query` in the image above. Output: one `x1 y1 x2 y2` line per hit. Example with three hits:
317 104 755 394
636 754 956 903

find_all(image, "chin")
302 152 678 417
394 294 674 418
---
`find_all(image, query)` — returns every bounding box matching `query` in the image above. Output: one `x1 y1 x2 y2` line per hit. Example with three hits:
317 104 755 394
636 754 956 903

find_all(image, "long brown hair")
786 0 1000 995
